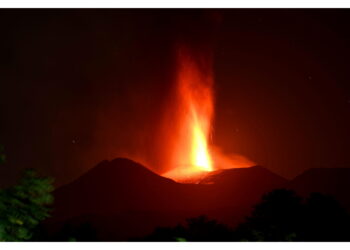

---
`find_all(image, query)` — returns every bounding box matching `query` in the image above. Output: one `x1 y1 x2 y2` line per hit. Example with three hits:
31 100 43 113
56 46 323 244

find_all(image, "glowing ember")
163 45 214 181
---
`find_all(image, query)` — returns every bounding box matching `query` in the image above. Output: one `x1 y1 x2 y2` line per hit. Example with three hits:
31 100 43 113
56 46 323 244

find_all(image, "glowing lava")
163 45 215 181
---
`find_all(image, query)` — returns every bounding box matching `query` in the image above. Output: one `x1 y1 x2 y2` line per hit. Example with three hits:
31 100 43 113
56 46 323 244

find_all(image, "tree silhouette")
234 189 303 241
300 192 350 241
234 189 350 241
137 189 350 242
0 169 54 241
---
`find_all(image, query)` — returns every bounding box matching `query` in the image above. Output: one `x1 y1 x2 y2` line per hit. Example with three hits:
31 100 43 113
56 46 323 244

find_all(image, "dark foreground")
35 158 350 241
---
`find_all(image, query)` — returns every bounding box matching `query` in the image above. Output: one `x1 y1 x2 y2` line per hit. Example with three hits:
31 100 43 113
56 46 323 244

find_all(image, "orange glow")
160 45 256 183
163 46 214 181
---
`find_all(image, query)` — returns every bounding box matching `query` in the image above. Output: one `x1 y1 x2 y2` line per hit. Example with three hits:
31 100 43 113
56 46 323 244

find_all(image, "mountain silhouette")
45 158 350 241
287 168 350 209
53 158 181 217
46 158 288 240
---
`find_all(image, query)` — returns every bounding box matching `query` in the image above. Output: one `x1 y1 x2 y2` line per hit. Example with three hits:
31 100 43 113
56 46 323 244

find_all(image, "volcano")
44 158 350 241
46 158 287 240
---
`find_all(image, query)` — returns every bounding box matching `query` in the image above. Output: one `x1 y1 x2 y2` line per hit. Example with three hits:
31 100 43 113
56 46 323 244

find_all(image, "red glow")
162 45 255 182
163 46 214 181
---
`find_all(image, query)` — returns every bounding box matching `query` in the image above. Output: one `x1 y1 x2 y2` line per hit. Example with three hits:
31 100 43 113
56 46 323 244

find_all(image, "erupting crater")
162 45 214 182
161 44 255 183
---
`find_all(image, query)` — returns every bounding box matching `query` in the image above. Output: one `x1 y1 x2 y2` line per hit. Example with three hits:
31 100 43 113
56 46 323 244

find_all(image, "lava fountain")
160 43 255 182
162 45 215 182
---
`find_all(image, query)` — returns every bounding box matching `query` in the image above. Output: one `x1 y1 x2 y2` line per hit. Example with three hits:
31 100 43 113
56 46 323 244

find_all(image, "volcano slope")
287 168 350 209
45 158 288 241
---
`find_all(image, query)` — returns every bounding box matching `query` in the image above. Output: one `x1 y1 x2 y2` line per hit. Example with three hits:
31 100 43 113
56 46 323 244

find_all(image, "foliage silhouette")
234 189 350 241
138 189 350 242
234 189 303 241
139 215 232 241
300 192 350 241
0 169 54 241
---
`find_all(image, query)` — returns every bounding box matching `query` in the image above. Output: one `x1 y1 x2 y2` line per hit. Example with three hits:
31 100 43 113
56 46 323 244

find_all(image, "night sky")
1 9 350 187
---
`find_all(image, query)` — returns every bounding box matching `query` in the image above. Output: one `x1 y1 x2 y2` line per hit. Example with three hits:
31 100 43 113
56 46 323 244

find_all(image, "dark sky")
1 9 350 186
